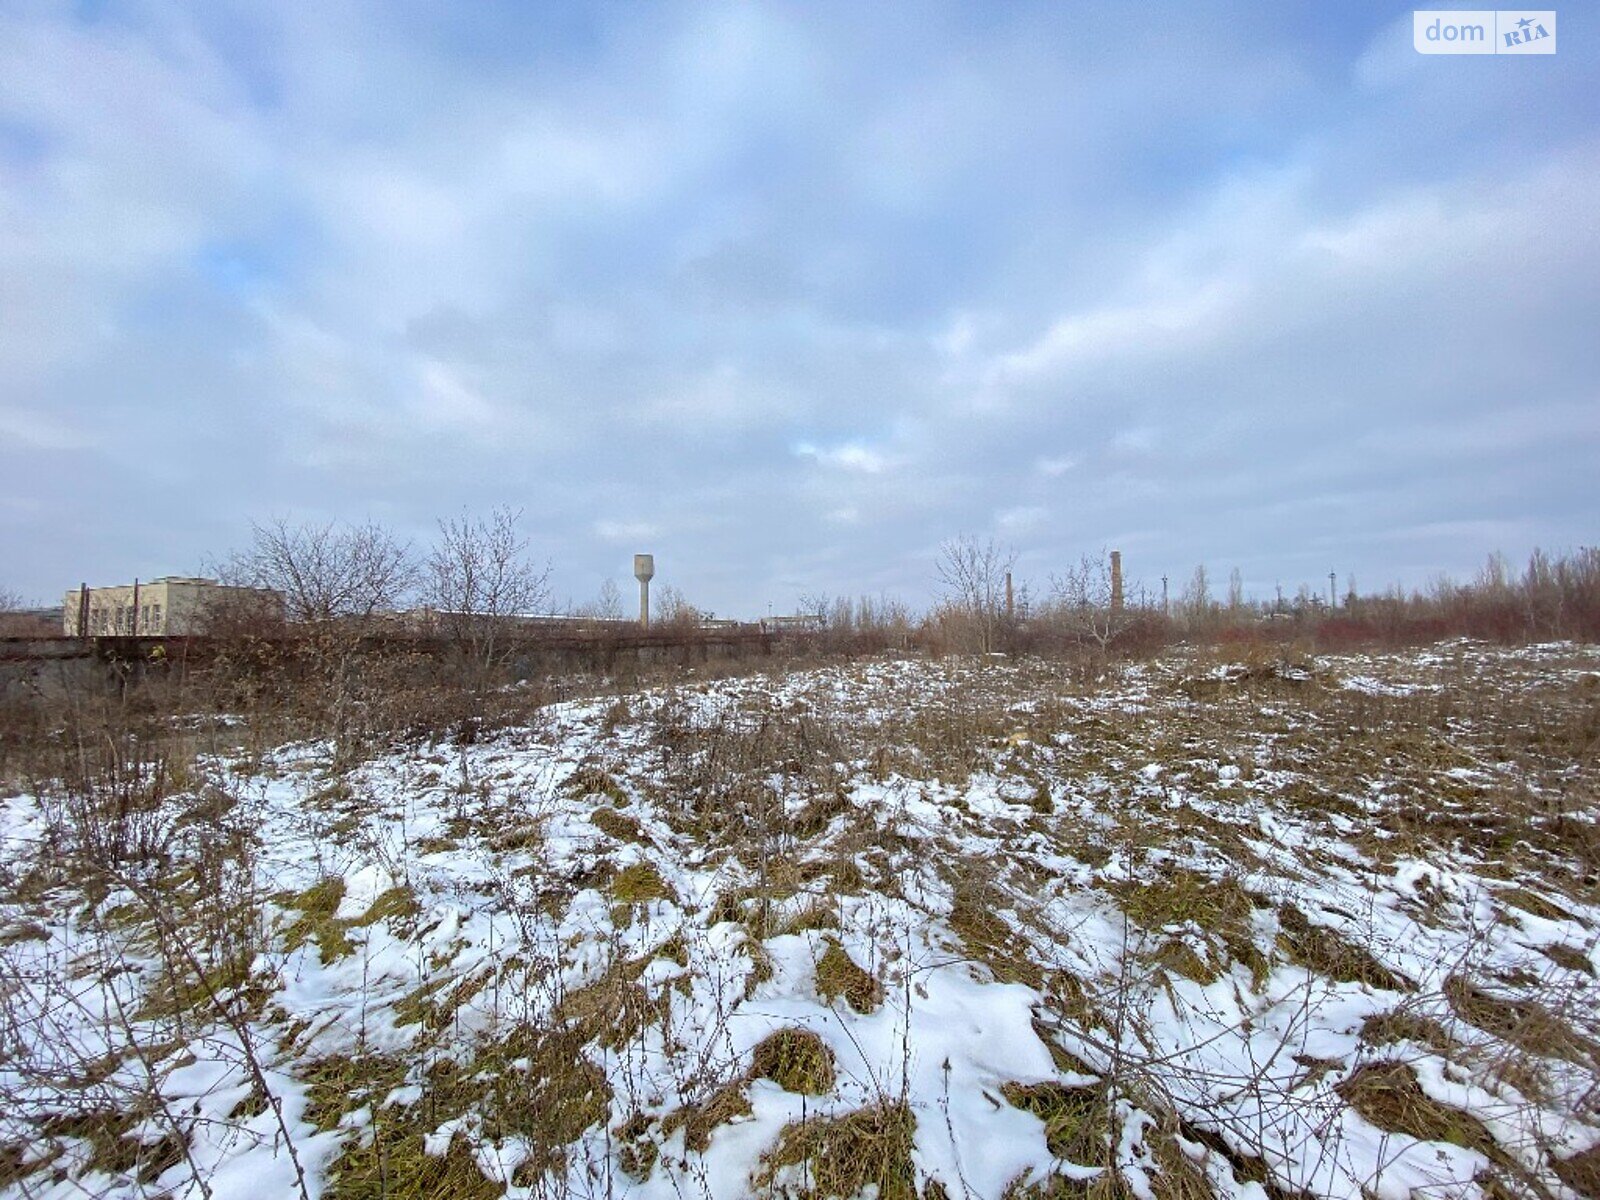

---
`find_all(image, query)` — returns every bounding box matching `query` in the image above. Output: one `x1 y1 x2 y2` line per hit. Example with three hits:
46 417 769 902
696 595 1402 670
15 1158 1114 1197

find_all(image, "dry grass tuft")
814 941 883 1013
489 1026 611 1180
1277 903 1412 992
331 1127 500 1200
1497 887 1580 925
663 1080 753 1154
1358 1010 1456 1055
567 763 628 803
1552 1145 1600 1199
1149 1129 1219 1200
307 1050 510 1200
948 877 1045 988
756 1101 916 1200
282 875 352 962
1336 1061 1499 1160
1001 1081 1111 1166
1443 974 1598 1067
35 1109 186 1185
1115 869 1268 988
612 862 675 905
590 806 643 842
1538 943 1595 977
351 885 421 930
782 899 841 935
750 1028 837 1094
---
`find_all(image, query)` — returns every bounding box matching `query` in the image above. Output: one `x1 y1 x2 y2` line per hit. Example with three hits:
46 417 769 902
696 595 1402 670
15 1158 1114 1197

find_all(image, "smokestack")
1005 572 1014 621
1110 551 1124 614
633 554 655 628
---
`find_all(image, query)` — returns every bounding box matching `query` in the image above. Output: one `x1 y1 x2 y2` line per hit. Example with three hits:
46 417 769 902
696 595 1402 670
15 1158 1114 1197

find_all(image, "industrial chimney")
633 554 655 628
1110 551 1124 615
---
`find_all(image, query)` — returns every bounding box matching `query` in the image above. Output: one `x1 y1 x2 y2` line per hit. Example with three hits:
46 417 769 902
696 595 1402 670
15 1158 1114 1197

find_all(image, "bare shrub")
220 517 415 625
425 506 551 685
934 534 1017 654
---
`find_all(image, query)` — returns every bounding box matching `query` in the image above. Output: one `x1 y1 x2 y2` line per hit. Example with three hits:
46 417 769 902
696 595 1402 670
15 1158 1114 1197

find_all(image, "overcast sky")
3 1 1596 615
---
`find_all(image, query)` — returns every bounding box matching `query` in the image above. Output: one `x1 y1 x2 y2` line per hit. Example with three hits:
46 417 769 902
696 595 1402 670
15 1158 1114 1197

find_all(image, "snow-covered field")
2 640 1598 1199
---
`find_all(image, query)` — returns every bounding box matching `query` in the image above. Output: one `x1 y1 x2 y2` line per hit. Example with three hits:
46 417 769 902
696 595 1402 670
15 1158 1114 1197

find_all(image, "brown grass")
1358 1010 1456 1055
1001 1081 1112 1166
814 941 883 1013
1336 1061 1499 1160
750 1028 836 1094
1277 904 1412 992
591 806 643 841
1552 1145 1600 1199
612 862 675 905
663 1081 754 1154
756 1102 917 1200
1443 974 1598 1067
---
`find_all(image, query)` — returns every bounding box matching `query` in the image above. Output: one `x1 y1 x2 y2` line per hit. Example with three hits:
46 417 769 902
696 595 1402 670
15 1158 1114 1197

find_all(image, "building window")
152 603 162 632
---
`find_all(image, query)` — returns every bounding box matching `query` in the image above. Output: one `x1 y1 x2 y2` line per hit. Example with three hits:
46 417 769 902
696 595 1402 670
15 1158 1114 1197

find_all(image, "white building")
62 577 283 636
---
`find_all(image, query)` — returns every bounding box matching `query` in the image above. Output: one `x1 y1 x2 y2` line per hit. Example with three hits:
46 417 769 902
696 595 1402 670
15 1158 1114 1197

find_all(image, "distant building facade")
759 614 826 634
0 607 63 637
62 578 283 636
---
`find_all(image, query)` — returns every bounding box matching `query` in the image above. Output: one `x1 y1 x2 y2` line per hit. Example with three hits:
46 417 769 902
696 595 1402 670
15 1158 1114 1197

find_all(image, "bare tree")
935 535 1017 654
653 584 703 629
221 517 415 624
796 591 833 629
0 586 28 636
1183 563 1213 627
570 578 624 622
1048 550 1138 654
426 507 551 679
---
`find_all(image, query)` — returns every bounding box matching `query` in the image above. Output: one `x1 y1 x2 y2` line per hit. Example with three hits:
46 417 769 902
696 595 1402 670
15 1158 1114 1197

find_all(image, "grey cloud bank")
2 1 1596 616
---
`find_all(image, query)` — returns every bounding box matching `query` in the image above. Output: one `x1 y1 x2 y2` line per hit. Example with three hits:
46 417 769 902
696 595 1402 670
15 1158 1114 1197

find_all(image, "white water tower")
633 554 655 628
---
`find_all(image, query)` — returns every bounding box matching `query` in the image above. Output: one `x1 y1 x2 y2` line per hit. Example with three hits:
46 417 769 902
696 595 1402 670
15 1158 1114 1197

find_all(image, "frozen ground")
2 640 1598 1199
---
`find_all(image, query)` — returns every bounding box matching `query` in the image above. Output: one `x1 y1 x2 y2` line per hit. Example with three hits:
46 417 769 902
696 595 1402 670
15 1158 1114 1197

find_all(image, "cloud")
409 359 498 432
794 441 894 474
0 406 92 451
996 505 1048 533
594 520 659 543
1 2 1595 614
1036 456 1078 477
